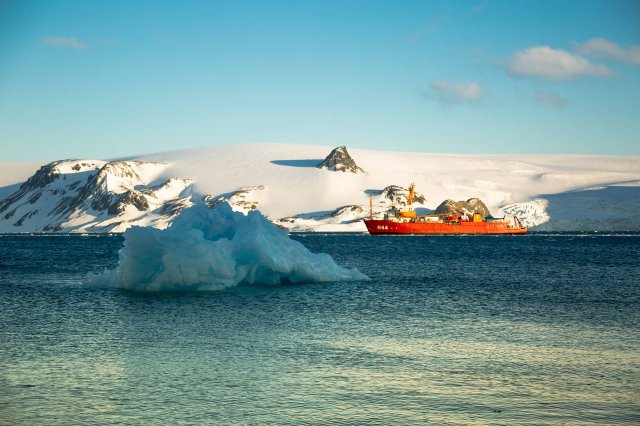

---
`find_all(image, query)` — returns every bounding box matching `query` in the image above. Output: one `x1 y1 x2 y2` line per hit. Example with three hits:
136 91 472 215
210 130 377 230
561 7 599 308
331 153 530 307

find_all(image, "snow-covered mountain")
1 143 639 232
0 160 194 232
316 146 366 174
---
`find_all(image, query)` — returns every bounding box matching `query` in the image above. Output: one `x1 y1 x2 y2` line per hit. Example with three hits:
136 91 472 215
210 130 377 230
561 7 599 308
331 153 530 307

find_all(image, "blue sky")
1 0 639 161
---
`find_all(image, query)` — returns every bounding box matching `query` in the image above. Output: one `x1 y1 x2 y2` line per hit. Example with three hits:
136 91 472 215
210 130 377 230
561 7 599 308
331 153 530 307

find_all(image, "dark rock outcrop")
330 205 364 217
0 161 66 214
378 185 427 205
435 198 491 217
317 146 365 174
0 159 192 232
107 190 150 215
158 198 191 217
203 186 264 212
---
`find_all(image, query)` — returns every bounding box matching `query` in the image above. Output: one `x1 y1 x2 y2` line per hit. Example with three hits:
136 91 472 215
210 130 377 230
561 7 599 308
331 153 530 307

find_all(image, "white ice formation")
499 199 550 228
3 144 640 232
85 203 369 291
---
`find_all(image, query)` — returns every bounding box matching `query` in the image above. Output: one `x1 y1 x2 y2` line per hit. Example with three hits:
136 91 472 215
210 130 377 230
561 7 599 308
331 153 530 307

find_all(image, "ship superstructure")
364 184 527 235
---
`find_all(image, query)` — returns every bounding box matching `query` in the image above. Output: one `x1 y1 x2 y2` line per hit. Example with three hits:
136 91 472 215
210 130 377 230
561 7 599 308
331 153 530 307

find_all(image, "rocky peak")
330 205 364 217
434 198 491 217
86 161 143 192
19 160 68 191
0 158 193 233
203 185 265 213
378 185 427 206
72 161 168 213
99 160 141 178
317 146 365 174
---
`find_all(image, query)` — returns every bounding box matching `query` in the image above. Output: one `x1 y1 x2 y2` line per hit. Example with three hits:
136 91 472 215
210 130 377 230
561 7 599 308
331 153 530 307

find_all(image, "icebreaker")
85 203 368 291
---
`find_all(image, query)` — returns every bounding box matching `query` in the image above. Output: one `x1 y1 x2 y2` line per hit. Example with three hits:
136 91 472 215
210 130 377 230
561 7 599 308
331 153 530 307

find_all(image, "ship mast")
407 182 415 205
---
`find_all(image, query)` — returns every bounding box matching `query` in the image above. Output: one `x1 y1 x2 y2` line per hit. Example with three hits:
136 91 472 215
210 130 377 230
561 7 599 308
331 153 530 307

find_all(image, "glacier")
85 203 368 291
3 144 640 232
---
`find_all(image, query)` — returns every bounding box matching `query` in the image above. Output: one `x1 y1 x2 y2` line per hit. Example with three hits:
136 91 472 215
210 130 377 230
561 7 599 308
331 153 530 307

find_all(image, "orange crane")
407 182 415 205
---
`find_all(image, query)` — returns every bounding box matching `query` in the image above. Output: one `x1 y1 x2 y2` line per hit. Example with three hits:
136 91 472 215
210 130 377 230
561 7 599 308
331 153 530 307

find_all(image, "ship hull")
364 219 527 235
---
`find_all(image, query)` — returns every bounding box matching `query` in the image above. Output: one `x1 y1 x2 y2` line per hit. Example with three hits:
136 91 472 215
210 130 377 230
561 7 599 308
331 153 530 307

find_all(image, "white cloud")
507 46 614 80
42 36 88 50
577 38 640 65
535 90 567 108
429 81 484 105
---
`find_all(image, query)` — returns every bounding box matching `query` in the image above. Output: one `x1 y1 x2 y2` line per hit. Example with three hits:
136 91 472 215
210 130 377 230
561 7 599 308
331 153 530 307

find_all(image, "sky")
0 0 639 162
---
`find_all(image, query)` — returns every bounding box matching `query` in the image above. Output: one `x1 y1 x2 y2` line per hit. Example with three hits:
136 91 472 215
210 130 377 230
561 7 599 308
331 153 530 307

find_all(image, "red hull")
364 219 527 235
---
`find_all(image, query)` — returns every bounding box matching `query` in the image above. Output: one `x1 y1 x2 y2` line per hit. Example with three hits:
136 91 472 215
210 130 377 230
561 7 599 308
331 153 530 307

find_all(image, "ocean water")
1 233 639 425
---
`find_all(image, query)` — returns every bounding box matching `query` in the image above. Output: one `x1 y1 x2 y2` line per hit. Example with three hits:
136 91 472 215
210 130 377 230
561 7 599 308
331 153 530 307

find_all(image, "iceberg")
85 203 368 291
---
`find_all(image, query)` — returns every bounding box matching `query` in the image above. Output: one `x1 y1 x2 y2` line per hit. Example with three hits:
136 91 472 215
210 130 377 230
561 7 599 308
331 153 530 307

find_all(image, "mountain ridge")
1 144 640 232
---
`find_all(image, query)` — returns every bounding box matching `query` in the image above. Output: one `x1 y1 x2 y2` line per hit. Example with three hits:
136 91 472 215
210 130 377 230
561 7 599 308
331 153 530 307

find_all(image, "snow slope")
0 162 41 200
0 159 194 232
2 143 640 232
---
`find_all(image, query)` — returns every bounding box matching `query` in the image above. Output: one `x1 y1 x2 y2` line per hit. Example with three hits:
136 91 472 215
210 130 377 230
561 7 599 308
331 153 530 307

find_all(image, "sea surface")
1 233 639 425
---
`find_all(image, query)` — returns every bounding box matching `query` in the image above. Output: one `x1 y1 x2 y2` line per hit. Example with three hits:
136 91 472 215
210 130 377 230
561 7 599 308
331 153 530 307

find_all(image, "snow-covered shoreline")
1 144 640 233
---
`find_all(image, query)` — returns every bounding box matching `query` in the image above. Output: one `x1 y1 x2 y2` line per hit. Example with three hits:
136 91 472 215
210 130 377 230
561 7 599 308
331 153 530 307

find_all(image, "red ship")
364 184 527 235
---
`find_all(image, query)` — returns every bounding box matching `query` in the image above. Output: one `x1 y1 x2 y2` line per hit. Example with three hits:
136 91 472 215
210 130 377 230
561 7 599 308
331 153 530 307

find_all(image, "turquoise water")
1 233 639 425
